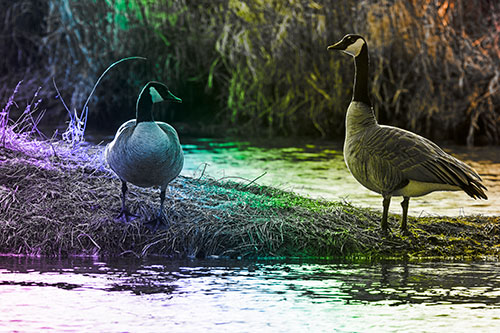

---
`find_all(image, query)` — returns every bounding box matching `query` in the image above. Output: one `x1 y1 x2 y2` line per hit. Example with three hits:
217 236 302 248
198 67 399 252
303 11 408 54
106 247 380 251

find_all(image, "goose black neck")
136 94 154 123
353 44 371 105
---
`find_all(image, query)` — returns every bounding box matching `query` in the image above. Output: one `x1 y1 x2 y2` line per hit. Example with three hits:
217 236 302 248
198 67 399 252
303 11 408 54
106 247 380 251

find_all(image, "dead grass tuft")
1 135 499 259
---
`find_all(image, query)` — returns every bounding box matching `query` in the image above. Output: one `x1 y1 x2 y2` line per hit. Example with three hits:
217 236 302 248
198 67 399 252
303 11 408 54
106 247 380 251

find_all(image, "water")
85 132 498 216
25 136 492 332
1 256 500 332
179 138 499 217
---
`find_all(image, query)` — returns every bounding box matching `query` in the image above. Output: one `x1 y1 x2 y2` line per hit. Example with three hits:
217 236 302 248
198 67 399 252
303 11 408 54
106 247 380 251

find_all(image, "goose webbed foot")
144 188 171 232
144 209 170 232
117 207 139 223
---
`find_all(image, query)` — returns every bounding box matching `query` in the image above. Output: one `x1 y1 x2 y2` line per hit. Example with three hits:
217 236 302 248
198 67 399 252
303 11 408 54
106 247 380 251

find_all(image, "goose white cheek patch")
343 38 365 57
150 87 164 103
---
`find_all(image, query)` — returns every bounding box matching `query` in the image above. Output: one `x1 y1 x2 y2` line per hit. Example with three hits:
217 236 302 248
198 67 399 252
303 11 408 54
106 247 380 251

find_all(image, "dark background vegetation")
0 0 499 145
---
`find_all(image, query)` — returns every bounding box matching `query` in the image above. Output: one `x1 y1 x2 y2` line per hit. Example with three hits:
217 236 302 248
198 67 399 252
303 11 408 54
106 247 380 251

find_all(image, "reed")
364 0 500 145
0 0 498 144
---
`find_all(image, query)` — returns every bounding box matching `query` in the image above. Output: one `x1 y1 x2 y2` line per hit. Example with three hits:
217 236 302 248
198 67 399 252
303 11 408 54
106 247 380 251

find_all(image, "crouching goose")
327 34 487 235
105 81 183 230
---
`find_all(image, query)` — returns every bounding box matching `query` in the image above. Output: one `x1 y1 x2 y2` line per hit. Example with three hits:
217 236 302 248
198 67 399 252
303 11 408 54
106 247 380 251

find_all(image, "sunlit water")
1 256 500 332
178 138 499 217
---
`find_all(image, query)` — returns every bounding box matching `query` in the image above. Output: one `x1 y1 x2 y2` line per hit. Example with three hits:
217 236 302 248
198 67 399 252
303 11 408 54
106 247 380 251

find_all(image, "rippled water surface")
179 138 499 217
1 257 500 332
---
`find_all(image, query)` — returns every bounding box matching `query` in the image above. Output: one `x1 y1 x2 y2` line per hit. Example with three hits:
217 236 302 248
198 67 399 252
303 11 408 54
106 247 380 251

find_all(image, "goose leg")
400 197 410 236
158 187 167 220
381 196 391 235
144 186 169 232
117 180 138 222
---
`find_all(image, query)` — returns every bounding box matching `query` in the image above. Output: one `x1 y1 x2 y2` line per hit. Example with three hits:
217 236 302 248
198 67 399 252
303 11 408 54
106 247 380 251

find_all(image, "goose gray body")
106 120 183 189
344 102 483 199
329 34 487 235
105 81 183 228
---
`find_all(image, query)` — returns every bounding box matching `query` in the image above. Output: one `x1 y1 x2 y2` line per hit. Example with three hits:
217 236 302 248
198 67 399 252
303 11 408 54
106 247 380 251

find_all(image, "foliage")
0 0 498 144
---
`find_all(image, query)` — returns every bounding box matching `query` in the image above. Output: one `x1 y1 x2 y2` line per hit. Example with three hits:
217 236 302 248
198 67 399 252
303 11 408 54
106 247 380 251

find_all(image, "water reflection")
1 256 500 331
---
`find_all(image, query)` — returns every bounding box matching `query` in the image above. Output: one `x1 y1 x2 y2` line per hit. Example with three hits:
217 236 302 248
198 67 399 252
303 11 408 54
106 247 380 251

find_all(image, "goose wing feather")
363 125 487 198
116 119 136 135
157 121 181 141
104 119 136 163
156 121 184 179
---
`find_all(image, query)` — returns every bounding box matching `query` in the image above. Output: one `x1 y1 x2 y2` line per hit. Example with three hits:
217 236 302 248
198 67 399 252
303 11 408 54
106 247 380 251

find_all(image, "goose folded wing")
364 126 487 198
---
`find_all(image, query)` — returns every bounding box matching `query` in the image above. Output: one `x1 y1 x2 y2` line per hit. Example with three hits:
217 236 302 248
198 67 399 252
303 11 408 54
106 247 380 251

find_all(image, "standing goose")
105 81 183 230
327 34 487 235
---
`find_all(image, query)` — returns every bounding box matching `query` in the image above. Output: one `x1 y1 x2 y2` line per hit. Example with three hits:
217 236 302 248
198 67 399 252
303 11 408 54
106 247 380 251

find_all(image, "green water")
180 138 499 217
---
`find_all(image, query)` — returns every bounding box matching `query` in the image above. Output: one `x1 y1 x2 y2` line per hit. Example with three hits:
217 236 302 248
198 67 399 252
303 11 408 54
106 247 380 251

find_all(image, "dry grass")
1 131 499 259
1 0 498 144
364 0 500 146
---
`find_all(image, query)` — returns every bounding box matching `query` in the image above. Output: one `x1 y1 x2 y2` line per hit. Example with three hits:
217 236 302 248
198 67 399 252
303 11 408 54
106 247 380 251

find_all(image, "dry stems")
0 131 498 258
1 0 498 143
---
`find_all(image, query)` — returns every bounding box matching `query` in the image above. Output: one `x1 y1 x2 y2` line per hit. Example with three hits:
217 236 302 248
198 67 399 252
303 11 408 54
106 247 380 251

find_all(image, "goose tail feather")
441 158 488 200
461 179 488 200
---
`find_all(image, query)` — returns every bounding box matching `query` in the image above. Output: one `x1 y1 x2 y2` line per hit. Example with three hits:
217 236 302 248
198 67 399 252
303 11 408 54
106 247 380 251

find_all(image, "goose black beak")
166 91 182 103
327 40 345 51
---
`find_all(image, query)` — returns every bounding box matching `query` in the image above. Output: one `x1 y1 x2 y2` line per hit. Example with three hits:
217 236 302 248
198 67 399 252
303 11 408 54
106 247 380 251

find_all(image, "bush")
0 0 498 144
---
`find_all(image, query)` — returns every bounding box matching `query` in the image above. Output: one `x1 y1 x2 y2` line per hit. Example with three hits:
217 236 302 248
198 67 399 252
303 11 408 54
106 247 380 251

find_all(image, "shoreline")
0 137 499 259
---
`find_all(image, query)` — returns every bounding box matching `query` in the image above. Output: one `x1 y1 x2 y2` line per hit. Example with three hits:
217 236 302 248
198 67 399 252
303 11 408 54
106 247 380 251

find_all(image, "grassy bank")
0 130 499 259
1 0 499 144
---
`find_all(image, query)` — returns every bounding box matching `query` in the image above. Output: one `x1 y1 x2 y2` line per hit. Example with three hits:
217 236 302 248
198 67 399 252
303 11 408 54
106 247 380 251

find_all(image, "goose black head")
141 81 182 105
136 81 182 123
327 34 366 57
